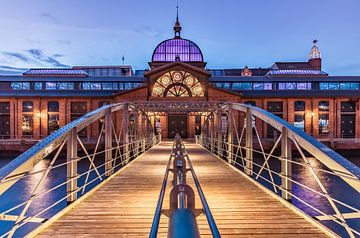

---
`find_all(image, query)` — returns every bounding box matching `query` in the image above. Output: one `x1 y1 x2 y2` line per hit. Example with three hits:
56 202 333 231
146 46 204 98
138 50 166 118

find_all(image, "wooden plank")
35 141 330 238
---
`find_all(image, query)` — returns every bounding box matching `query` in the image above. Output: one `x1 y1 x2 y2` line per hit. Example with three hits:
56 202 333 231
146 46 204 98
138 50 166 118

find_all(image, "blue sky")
0 0 359 75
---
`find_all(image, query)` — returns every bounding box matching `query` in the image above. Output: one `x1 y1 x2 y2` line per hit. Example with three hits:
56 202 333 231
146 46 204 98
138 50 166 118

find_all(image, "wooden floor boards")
37 141 328 238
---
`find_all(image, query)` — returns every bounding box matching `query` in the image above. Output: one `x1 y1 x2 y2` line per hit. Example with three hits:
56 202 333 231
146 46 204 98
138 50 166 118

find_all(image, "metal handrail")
150 135 220 238
0 102 160 237
231 103 360 185
149 152 173 238
185 150 221 238
198 102 360 238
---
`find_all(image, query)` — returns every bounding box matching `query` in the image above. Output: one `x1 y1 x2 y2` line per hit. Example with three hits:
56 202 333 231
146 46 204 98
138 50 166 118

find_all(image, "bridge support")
123 105 130 163
67 127 78 203
245 108 253 176
141 114 146 153
210 114 214 153
281 127 292 201
217 111 222 157
104 109 113 177
227 107 233 164
134 110 139 158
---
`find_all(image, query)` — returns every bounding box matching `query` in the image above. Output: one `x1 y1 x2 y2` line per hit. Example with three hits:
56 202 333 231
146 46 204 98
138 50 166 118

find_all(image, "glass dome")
152 38 203 62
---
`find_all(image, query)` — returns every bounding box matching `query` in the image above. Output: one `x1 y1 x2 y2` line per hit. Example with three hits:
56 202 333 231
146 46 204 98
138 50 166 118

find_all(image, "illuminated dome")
151 7 203 63
152 39 203 62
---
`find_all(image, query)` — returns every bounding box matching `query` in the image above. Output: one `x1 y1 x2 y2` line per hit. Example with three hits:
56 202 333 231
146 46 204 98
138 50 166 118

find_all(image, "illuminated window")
152 71 204 97
319 114 329 134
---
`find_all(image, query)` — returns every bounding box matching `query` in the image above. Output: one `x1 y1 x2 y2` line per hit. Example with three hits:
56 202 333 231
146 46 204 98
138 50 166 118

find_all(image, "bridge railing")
197 102 360 238
0 103 160 238
150 134 220 238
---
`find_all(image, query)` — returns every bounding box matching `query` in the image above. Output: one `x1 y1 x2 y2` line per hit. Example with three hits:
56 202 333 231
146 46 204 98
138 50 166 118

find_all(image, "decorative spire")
309 39 321 59
173 2 182 38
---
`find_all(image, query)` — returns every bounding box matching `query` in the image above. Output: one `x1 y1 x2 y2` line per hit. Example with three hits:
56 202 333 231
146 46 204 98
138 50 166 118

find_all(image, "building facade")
1 16 360 150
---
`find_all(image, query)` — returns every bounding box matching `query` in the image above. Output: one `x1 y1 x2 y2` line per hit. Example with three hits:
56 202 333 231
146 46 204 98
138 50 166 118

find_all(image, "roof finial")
309 39 321 59
174 1 182 38
176 1 179 22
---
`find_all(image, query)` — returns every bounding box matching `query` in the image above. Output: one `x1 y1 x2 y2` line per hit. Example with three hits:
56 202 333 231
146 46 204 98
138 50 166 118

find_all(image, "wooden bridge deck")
36 141 328 238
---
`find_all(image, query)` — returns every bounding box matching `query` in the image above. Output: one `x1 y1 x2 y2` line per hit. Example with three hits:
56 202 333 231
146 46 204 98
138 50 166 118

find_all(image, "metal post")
245 108 253 176
281 127 292 201
104 109 113 177
210 114 214 153
217 111 222 157
227 107 233 163
141 114 146 153
123 105 130 163
134 110 139 157
67 127 78 203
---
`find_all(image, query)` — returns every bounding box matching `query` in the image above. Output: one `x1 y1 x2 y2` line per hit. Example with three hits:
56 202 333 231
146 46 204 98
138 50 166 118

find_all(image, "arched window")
152 71 204 97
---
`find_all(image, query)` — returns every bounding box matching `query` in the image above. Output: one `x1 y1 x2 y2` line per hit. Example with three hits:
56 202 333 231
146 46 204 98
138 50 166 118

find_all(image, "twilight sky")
0 0 359 75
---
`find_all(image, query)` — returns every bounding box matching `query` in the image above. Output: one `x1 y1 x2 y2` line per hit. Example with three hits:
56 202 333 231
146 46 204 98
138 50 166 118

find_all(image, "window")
102 82 118 90
0 102 10 113
341 101 355 112
22 114 33 136
48 114 59 134
82 82 101 90
48 101 59 112
319 101 329 111
339 82 359 90
252 83 272 90
267 102 283 112
319 114 329 134
34 82 42 90
71 102 87 114
296 82 312 90
232 82 252 90
71 102 87 136
294 114 305 131
294 101 305 111
11 82 30 90
329 82 339 90
152 71 204 97
45 82 57 90
278 82 296 90
0 102 10 138
57 82 74 90
22 101 33 112
267 102 283 138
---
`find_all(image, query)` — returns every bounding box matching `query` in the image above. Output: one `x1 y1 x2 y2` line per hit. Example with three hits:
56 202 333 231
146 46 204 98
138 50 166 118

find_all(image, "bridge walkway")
36 141 328 238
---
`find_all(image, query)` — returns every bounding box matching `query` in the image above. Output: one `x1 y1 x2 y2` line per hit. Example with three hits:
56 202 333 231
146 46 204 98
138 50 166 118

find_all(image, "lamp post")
36 111 41 139
311 112 314 136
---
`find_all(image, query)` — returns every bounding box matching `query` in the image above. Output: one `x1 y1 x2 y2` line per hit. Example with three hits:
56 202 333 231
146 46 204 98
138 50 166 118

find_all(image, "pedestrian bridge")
0 102 359 238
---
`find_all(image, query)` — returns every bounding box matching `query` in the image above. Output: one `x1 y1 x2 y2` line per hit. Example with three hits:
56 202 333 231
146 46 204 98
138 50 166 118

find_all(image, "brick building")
1 16 360 150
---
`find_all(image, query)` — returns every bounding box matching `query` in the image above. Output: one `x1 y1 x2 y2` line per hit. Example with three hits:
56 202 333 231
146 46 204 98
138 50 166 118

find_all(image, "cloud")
39 13 62 24
0 65 28 75
1 52 30 62
1 49 70 69
27 49 69 67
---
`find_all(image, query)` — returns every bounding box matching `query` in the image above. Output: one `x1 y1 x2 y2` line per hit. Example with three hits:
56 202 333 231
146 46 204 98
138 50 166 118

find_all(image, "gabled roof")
144 61 211 77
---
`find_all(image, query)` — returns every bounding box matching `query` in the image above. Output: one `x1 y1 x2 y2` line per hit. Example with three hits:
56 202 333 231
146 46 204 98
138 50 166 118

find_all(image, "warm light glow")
152 70 204 97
